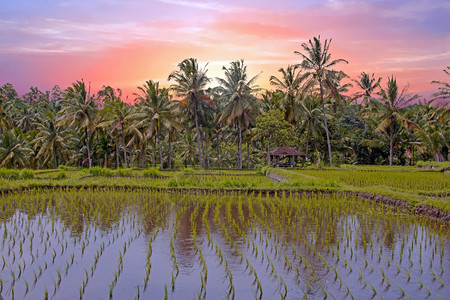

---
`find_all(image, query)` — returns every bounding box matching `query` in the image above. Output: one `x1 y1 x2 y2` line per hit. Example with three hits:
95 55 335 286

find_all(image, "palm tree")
131 80 181 169
298 95 328 159
0 129 33 168
295 36 348 166
33 111 71 168
375 76 420 165
432 66 450 101
168 58 211 169
269 65 308 124
98 96 130 168
216 60 261 169
58 80 97 167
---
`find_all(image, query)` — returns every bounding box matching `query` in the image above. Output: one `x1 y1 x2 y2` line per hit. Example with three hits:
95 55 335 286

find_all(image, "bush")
89 166 113 177
55 171 67 180
116 168 133 177
143 168 162 178
0 168 20 179
255 164 270 176
19 169 34 179
182 167 195 174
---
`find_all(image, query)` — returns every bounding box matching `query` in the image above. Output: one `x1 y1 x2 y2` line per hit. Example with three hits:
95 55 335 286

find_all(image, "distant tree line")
0 36 448 169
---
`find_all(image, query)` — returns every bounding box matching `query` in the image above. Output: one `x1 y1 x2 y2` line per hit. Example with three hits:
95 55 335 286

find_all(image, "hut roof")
269 147 304 156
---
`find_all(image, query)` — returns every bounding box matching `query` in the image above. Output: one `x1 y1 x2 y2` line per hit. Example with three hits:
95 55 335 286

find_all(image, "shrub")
0 168 20 179
89 166 113 177
116 168 133 177
182 167 195 174
19 169 34 179
55 171 67 180
143 168 162 178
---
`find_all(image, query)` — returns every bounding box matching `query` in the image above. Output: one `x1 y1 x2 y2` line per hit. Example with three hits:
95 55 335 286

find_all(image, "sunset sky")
1 0 449 101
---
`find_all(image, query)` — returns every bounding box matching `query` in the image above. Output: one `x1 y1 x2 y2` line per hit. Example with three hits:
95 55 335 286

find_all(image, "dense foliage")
0 37 448 169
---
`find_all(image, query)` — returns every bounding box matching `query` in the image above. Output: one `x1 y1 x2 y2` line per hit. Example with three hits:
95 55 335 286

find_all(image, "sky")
1 0 449 101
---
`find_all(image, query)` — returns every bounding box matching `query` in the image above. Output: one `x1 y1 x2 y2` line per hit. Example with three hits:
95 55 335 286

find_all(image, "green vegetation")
0 37 448 171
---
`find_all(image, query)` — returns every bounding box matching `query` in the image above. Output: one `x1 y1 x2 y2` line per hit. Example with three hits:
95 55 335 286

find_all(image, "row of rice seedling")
0 188 448 299
293 169 449 192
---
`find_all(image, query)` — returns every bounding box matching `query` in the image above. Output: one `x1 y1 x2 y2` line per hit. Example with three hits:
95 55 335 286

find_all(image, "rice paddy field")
0 166 448 299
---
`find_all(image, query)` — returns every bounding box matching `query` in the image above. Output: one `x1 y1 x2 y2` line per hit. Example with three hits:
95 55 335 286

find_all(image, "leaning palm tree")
58 80 97 167
375 76 420 165
130 80 181 169
33 111 71 168
168 58 211 169
295 36 348 166
269 65 308 124
0 129 33 168
216 60 261 169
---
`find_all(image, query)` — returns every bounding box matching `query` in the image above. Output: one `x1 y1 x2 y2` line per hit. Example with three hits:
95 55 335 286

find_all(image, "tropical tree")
297 95 328 159
269 65 308 124
58 80 97 167
98 94 130 168
33 111 71 168
131 80 181 169
295 36 348 165
216 60 261 169
168 58 211 169
432 66 450 101
375 76 420 165
0 129 33 168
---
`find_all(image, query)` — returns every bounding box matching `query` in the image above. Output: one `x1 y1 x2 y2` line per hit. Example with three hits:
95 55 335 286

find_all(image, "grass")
0 165 448 214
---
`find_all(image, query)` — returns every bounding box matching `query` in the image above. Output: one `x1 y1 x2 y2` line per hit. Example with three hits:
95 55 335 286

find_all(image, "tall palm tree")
98 97 130 168
295 36 348 166
58 80 97 167
0 129 33 168
131 80 181 169
375 76 420 165
298 95 328 159
33 111 71 168
168 58 211 169
216 60 261 169
269 65 308 124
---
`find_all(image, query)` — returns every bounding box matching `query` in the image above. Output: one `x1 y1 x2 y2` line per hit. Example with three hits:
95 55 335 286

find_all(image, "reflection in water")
0 189 448 299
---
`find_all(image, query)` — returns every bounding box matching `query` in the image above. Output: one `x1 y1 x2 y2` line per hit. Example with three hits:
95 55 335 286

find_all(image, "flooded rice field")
0 189 448 299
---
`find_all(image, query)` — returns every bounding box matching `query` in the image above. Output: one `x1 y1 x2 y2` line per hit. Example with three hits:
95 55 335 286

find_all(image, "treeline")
0 37 448 169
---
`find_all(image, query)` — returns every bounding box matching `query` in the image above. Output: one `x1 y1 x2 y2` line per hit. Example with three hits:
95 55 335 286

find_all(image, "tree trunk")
389 117 394 166
157 129 163 169
267 139 271 165
152 135 156 168
168 133 172 169
305 123 311 160
121 126 128 168
217 130 221 166
194 99 204 169
319 81 332 166
115 135 120 168
247 142 250 169
85 127 92 168
53 148 58 169
238 118 242 169
205 136 210 169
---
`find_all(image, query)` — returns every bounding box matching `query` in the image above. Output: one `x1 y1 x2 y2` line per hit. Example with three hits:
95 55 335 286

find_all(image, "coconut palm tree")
131 80 181 169
375 76 420 165
33 110 71 168
168 58 211 169
0 129 33 168
216 60 261 169
298 95 328 160
269 65 308 124
295 36 348 166
98 96 130 168
58 80 97 167
432 66 450 101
